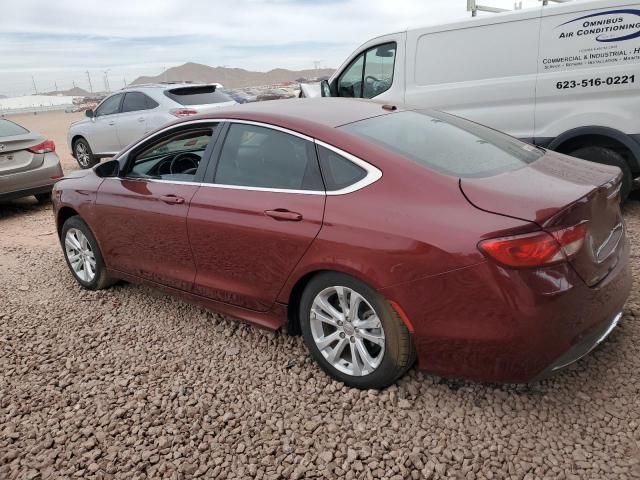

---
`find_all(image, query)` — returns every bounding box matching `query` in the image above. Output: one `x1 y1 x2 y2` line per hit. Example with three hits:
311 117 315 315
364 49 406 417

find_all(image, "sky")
0 0 548 97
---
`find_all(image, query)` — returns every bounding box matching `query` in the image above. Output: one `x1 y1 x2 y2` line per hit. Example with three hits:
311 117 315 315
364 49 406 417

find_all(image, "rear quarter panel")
276 151 536 303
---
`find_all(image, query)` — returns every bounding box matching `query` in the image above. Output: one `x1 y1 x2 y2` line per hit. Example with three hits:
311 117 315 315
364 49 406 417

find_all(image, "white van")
306 0 640 198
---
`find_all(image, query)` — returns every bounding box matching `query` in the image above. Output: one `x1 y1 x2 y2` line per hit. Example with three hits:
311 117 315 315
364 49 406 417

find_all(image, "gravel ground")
1 196 639 480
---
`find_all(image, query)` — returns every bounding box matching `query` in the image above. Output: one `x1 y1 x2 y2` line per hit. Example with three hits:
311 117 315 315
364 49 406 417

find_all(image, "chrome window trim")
314 140 382 196
104 176 324 194
118 118 382 195
199 182 324 195
225 119 314 142
106 177 201 187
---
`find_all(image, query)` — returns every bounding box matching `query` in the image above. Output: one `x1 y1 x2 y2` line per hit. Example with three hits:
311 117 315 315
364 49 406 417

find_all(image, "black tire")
569 146 632 201
73 137 98 169
300 272 416 389
35 192 51 204
61 216 114 290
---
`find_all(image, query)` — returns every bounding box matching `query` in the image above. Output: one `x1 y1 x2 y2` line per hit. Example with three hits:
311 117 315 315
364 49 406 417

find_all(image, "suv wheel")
74 138 97 169
300 272 416 389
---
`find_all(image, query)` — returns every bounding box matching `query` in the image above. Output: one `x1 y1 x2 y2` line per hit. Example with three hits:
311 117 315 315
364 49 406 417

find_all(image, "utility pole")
55 81 59 92
86 71 93 93
123 76 127 88
31 75 38 94
103 70 111 92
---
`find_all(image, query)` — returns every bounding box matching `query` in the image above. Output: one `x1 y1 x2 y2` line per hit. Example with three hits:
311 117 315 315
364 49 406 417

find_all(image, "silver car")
67 83 237 169
0 118 63 203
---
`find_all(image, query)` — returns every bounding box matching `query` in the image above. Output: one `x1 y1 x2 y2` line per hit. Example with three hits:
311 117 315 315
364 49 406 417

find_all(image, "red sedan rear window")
340 110 544 178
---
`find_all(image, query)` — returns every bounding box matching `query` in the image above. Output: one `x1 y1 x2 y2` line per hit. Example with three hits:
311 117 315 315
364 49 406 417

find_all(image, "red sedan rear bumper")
381 237 631 383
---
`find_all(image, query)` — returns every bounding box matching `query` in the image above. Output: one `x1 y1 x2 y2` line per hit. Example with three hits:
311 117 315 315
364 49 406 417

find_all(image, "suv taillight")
478 223 588 268
170 108 199 117
27 140 56 154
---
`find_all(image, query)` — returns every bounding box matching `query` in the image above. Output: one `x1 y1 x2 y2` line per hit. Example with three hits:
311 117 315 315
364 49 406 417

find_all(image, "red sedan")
52 98 631 388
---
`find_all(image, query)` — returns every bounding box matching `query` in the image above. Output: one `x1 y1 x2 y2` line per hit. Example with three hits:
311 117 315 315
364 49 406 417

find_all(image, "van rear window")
340 110 544 178
164 86 234 106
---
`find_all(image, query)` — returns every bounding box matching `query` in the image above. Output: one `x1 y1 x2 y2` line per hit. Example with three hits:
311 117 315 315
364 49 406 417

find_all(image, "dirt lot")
1 113 639 479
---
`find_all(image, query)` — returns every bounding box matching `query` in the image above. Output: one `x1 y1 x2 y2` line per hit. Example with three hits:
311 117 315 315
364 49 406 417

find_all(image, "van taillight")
478 223 588 268
27 140 56 154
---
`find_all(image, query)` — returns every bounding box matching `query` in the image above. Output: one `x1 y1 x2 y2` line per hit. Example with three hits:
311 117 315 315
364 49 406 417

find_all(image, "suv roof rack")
467 0 572 17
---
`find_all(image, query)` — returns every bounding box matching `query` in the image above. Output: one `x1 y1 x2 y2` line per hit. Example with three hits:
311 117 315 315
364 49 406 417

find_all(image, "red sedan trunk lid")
461 152 625 286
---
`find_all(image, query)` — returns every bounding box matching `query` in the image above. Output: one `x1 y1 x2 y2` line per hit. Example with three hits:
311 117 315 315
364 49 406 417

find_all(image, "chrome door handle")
264 209 302 221
137 118 145 122
108 121 115 126
159 194 185 205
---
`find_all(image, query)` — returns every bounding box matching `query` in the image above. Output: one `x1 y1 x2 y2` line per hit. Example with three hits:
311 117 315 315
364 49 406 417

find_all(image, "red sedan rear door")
187 121 326 311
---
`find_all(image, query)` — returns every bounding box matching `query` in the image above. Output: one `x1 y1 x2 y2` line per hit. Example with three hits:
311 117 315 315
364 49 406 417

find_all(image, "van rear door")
404 8 542 140
535 1 640 143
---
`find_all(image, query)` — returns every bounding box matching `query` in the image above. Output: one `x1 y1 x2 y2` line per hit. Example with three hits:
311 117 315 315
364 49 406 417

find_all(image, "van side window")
363 43 396 99
337 42 396 99
337 55 364 98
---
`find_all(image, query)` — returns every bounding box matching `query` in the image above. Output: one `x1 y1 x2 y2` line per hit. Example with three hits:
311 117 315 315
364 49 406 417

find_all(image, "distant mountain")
131 62 334 89
0 94 7 99
43 87 91 97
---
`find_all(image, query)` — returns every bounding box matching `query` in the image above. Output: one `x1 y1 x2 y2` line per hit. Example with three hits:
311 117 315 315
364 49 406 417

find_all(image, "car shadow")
0 196 50 220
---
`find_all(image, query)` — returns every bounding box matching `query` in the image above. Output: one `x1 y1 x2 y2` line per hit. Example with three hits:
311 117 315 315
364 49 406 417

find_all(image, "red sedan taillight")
27 140 56 154
170 108 199 117
478 223 588 268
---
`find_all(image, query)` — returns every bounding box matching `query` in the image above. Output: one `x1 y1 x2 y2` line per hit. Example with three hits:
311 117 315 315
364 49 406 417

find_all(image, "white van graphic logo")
558 9 640 42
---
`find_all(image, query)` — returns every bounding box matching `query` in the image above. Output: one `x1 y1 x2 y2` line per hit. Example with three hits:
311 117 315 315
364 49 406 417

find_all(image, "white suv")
68 83 237 168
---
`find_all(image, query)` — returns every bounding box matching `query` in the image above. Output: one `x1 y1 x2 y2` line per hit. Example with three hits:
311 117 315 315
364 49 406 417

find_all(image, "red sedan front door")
187 122 326 311
94 124 219 291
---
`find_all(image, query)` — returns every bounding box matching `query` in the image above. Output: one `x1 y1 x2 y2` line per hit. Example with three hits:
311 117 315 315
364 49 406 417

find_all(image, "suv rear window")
340 110 544 178
0 119 29 137
164 86 234 106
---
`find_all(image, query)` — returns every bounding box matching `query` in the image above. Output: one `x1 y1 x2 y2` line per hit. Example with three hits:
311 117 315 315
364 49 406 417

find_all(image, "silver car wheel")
310 286 386 377
75 142 91 167
64 228 96 282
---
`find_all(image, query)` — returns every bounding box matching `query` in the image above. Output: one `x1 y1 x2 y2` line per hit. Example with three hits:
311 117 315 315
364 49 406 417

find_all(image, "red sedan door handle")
264 209 303 221
159 194 185 205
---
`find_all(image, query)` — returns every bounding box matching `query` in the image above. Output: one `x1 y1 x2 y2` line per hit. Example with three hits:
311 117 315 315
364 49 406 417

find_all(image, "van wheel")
74 138 97 169
300 272 416 389
569 146 632 201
